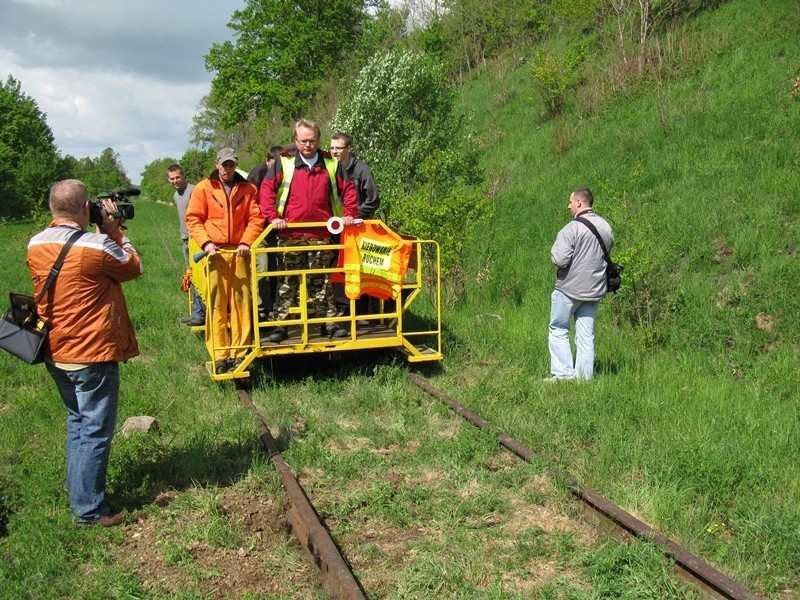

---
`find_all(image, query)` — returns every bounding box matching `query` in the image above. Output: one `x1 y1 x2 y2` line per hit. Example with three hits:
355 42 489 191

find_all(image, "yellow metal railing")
191 220 441 380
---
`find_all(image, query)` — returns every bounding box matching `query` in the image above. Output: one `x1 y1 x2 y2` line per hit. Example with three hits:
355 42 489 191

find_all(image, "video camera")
90 187 140 226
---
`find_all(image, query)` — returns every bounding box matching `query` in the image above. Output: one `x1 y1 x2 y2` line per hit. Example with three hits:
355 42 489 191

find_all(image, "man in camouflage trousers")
271 236 337 323
259 119 358 342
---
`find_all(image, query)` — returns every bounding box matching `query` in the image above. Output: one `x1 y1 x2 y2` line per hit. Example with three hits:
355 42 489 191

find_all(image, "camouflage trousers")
272 236 336 322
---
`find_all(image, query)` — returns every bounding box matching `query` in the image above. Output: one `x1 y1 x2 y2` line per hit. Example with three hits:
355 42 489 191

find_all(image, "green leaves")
70 148 131 198
332 49 491 300
332 49 455 190
0 76 62 220
528 45 586 119
204 0 369 124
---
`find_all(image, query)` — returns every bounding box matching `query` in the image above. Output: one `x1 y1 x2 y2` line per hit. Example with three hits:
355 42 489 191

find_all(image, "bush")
331 49 491 301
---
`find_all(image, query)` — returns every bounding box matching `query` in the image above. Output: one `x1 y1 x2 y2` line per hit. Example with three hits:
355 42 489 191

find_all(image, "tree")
139 158 178 203
528 43 587 118
72 148 131 198
602 0 729 75
409 0 546 77
331 49 461 203
331 49 490 294
189 93 264 157
204 0 371 125
180 148 217 184
137 148 215 206
0 76 64 220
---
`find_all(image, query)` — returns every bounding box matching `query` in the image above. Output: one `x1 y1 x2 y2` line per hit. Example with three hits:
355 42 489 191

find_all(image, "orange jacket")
332 222 413 300
185 171 264 249
26 221 142 363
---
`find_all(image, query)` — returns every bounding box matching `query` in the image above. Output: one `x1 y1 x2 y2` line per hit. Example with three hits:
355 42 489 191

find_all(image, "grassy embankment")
1 0 799 598
445 0 800 594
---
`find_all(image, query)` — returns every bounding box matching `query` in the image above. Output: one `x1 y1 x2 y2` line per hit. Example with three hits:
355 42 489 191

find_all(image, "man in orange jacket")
185 148 264 374
27 179 142 526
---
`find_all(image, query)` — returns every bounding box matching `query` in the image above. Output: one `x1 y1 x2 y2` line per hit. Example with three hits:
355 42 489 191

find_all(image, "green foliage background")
0 77 65 220
330 49 491 293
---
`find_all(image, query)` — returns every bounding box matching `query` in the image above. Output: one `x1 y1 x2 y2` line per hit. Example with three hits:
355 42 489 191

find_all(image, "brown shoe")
78 512 124 527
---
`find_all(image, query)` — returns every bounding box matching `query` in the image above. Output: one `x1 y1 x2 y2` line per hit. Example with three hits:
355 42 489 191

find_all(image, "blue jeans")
548 289 598 380
183 238 206 319
46 361 120 523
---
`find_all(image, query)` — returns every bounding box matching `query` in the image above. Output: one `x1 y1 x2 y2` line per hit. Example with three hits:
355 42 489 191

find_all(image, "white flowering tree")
331 48 491 297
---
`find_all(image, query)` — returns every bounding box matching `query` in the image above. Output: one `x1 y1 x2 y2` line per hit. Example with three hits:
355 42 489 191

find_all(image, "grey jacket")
174 183 195 241
551 210 614 301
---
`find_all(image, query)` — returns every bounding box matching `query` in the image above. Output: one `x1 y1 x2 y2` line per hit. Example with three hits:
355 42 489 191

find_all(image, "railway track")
237 386 367 600
236 374 763 600
407 373 763 600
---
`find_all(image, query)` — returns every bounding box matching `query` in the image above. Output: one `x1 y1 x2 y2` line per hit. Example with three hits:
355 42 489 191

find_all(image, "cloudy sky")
1 0 245 184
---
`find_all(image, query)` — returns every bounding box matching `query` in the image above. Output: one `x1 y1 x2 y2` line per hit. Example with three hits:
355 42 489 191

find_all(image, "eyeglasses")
296 139 318 146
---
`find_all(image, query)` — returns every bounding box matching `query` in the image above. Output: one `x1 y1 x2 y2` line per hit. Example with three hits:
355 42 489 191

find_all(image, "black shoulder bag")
575 217 622 294
0 229 85 364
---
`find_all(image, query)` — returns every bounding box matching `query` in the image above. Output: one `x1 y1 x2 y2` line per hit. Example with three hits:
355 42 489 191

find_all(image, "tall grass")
443 0 800 594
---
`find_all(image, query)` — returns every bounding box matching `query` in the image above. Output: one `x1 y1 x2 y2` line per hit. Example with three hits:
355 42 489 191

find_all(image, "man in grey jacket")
168 164 205 326
548 188 614 380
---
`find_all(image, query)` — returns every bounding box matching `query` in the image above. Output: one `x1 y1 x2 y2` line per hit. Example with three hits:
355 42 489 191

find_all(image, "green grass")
2 0 800 597
0 205 322 599
444 0 800 595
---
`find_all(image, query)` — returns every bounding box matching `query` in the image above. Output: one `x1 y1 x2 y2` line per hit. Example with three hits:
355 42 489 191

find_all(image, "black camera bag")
0 230 84 364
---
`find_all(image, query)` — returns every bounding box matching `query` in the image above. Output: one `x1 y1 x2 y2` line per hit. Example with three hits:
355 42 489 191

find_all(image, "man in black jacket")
330 132 381 322
330 132 380 219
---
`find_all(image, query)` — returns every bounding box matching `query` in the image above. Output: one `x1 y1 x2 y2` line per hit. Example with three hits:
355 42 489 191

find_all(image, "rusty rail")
237 387 367 600
408 373 763 600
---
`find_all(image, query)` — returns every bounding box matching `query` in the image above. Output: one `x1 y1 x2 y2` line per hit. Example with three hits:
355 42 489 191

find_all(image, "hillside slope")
438 0 800 594
464 0 799 359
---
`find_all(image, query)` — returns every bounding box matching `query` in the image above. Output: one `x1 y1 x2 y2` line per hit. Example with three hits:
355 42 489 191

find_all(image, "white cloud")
0 0 243 183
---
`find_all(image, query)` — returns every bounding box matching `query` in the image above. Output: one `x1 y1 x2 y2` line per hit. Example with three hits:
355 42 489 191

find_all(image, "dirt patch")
755 312 774 332
111 487 317 598
711 237 733 263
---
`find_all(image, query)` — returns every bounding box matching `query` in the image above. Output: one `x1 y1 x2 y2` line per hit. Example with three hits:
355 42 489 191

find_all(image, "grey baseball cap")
216 148 238 163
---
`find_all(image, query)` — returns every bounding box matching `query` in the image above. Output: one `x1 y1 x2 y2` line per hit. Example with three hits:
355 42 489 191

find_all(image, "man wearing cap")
185 148 264 374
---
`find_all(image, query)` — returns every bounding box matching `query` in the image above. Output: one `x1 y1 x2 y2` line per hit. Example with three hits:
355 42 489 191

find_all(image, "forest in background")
2 0 728 237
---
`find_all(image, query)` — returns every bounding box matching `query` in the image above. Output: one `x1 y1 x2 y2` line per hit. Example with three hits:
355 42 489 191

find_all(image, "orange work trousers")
205 252 252 361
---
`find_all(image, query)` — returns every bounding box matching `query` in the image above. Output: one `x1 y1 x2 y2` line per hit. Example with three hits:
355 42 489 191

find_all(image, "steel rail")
408 373 763 600
237 387 367 600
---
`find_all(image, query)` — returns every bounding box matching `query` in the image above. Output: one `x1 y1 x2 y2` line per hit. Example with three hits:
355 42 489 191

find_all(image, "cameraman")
26 179 142 526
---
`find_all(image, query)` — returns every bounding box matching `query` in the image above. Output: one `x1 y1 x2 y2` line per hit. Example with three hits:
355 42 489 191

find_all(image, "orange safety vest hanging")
332 222 413 300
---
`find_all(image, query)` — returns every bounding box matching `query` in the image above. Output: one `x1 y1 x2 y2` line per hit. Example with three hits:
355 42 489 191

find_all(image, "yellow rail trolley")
188 220 442 380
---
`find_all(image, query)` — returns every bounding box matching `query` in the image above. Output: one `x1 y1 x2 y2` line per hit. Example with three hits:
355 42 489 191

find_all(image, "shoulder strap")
35 229 85 304
575 217 611 264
